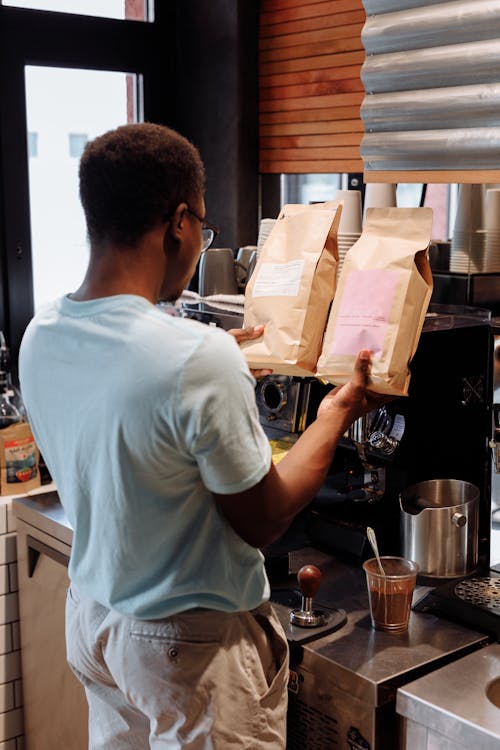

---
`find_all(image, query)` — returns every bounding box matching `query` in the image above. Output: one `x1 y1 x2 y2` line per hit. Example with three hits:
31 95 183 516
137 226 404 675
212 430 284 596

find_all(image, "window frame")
0 1 175 374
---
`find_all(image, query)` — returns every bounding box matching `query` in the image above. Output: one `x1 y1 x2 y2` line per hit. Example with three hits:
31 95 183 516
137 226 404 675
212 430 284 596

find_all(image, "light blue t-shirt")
19 294 272 619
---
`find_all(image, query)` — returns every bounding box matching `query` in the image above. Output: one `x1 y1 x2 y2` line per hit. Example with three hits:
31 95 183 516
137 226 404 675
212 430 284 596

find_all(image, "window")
281 174 342 205
27 131 38 158
1 0 151 22
26 66 136 310
68 133 88 158
0 0 172 372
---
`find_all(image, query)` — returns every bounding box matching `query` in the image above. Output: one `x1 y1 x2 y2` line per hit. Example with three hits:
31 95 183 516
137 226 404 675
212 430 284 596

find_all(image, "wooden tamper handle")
290 564 328 628
297 564 322 598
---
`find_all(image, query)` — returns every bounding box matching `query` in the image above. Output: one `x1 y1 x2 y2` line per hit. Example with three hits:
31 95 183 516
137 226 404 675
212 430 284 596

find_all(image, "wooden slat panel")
260 105 362 124
259 0 365 174
260 9 365 38
260 64 361 89
261 146 360 160
260 50 364 76
260 159 364 173
260 36 362 64
260 91 363 113
261 133 363 148
261 0 363 26
261 78 363 101
260 119 364 136
259 23 363 51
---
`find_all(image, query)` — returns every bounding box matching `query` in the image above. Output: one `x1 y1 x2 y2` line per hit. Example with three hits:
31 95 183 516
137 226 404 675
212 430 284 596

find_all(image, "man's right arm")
214 350 379 548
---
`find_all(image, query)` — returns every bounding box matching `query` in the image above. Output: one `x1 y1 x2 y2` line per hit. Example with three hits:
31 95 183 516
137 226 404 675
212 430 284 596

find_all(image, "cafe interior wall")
172 0 260 253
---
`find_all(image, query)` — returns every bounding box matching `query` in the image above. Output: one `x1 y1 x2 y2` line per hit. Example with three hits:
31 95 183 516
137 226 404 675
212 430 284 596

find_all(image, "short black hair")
79 122 205 246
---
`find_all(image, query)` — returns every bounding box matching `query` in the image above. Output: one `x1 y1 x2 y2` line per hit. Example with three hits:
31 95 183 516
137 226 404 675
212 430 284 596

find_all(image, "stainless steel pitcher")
400 479 479 579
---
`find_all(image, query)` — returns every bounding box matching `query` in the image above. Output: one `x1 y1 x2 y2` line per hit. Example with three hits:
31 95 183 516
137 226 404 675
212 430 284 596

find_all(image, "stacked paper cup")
257 218 276 256
362 183 397 222
450 184 500 273
450 184 484 272
334 189 363 276
485 189 500 270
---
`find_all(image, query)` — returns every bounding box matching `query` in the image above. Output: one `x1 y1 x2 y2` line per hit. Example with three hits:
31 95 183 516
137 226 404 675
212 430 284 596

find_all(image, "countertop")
397 642 500 748
13 488 72 544
12 490 491 710
272 546 490 707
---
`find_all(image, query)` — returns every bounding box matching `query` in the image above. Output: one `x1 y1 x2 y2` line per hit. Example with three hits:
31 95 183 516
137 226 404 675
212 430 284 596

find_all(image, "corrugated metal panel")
360 0 500 180
363 1 500 53
362 40 500 93
363 0 456 13
362 84 500 131
362 128 500 170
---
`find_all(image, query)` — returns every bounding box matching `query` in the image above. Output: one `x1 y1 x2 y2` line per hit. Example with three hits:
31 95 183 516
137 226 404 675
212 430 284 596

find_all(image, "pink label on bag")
330 269 399 355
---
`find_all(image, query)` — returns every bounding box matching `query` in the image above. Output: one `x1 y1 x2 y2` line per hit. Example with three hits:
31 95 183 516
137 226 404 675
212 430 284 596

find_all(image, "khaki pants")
65 587 289 749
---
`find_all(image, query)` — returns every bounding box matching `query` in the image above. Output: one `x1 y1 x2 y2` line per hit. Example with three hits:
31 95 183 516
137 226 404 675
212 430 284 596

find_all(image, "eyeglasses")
185 207 219 252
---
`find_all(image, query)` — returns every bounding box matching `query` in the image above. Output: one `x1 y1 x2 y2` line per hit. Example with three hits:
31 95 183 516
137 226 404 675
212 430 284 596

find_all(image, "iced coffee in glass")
363 556 419 633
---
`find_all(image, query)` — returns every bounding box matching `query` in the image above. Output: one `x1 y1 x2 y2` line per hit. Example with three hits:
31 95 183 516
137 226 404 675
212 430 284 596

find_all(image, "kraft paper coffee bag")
316 207 433 396
241 200 342 376
0 420 41 495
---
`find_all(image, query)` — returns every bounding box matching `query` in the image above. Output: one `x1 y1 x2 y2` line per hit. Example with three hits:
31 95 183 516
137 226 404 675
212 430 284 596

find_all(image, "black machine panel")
307 314 493 565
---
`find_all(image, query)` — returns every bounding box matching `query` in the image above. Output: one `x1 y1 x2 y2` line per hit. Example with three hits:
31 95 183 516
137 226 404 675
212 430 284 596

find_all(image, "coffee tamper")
290 564 329 628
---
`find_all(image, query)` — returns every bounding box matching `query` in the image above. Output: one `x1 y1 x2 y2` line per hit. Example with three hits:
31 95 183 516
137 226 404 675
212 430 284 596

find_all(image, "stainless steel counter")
11 492 493 750
397 643 500 749
273 547 489 707
14 490 73 545
12 492 489 703
269 547 491 748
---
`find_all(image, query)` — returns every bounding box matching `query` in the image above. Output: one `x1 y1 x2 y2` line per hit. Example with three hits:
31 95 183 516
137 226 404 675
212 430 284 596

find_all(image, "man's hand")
227 324 273 379
317 350 391 427
214 349 391 548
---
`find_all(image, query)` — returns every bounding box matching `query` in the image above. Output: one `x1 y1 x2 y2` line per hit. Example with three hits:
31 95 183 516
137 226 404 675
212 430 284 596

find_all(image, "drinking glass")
363 556 418 633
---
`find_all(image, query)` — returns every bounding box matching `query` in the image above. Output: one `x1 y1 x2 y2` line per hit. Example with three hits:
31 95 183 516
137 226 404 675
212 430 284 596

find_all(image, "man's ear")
168 203 188 241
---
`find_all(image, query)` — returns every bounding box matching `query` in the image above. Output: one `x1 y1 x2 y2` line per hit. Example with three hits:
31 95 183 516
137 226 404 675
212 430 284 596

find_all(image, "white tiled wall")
0 500 23 750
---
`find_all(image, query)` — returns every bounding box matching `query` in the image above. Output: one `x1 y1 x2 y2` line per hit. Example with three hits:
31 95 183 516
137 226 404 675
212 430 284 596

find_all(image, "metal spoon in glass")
367 526 386 576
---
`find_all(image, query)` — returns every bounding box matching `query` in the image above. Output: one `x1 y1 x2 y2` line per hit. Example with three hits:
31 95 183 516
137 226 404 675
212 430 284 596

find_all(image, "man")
19 122 378 749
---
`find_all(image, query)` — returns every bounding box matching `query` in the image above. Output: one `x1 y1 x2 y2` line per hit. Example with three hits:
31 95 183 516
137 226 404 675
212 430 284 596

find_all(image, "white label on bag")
252 260 305 297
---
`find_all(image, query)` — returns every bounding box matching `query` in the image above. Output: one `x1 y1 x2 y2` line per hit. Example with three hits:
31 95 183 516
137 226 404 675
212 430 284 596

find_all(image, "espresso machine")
257 305 494 575
181 298 494 568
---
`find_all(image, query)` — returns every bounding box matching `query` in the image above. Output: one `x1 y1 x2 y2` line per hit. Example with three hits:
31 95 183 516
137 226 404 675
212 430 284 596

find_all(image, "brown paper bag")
316 207 433 396
0 420 41 495
241 200 342 376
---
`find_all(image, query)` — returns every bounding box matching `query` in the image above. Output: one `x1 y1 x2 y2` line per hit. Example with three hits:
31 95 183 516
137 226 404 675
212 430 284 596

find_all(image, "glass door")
25 65 140 310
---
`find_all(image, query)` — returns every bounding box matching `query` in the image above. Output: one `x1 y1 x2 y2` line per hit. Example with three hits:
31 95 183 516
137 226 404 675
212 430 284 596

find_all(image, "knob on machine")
290 564 330 627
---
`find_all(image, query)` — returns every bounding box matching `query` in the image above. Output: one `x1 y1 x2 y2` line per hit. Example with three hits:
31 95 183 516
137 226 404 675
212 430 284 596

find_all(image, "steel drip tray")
413 576 500 641
455 577 500 614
